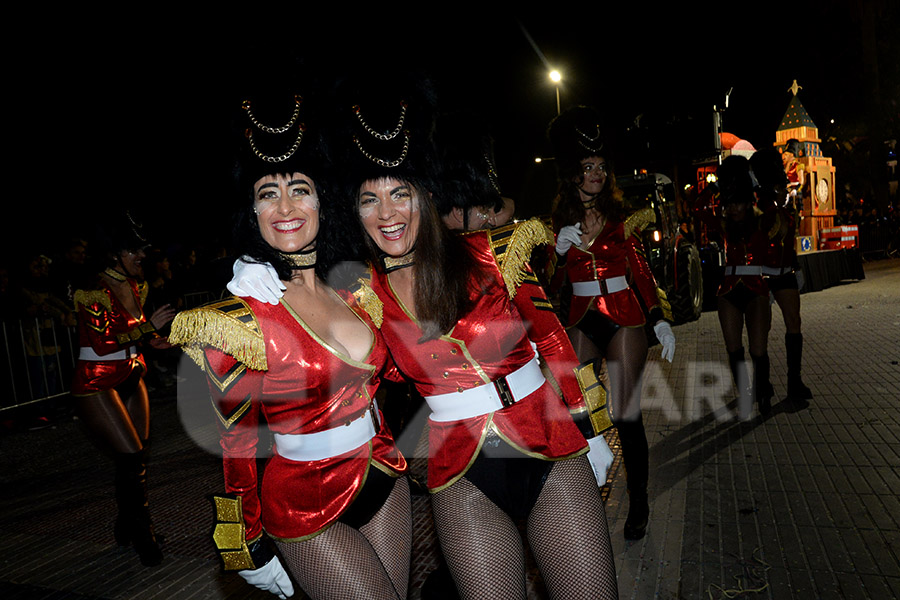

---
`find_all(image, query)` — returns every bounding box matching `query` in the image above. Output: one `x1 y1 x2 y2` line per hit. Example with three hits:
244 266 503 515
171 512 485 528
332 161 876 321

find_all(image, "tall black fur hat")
717 155 756 205
547 105 608 181
431 109 503 217
750 147 788 192
325 67 440 199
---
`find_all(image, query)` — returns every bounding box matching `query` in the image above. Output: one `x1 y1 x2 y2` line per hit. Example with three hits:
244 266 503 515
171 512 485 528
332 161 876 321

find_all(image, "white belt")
724 266 763 276
761 266 793 276
424 355 546 422
273 407 380 462
78 346 139 361
571 275 629 297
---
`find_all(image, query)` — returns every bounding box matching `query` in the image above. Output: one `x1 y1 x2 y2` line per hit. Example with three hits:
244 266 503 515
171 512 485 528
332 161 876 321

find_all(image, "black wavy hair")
227 80 361 285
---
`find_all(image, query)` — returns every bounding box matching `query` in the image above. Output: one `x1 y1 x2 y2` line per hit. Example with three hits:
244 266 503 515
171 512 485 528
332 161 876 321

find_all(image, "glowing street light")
549 70 561 115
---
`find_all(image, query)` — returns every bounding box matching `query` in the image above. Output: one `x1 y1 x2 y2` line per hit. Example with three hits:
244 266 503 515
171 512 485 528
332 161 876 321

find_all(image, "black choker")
382 251 415 273
280 248 316 270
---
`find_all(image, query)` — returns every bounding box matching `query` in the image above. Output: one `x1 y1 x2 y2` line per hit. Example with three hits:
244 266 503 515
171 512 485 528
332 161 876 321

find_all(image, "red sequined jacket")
370 219 607 492
169 291 407 543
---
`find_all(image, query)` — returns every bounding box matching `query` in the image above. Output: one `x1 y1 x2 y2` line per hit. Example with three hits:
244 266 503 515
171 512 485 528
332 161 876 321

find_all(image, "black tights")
276 476 412 600
431 456 618 599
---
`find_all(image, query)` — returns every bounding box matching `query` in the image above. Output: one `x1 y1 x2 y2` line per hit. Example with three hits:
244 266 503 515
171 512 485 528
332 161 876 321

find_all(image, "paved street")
1 257 898 599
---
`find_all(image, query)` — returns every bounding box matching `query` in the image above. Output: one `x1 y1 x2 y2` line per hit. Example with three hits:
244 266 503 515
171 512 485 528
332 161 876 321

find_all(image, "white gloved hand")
586 434 614 486
653 320 676 362
227 256 285 305
555 224 583 256
239 557 294 599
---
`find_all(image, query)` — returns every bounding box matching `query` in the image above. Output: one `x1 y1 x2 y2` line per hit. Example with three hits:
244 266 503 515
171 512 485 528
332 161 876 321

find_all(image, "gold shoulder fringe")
352 270 383 328
624 207 656 240
138 282 149 306
169 298 267 371
491 218 554 299
73 289 112 312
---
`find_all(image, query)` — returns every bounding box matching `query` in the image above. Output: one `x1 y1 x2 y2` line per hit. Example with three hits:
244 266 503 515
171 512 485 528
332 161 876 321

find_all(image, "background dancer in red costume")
750 147 813 408
71 211 177 566
171 88 411 600
695 155 787 417
546 106 676 542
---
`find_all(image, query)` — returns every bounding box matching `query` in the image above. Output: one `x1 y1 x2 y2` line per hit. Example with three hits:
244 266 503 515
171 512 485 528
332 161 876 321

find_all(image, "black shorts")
766 272 799 293
719 282 762 312
337 466 397 529
463 431 554 520
573 309 621 352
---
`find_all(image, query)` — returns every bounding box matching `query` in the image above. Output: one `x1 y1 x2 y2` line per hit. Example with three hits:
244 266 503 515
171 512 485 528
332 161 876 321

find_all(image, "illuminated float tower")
774 80 837 251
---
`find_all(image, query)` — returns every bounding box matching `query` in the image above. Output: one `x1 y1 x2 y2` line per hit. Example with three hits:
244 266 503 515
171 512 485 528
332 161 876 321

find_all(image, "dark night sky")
7 3 896 261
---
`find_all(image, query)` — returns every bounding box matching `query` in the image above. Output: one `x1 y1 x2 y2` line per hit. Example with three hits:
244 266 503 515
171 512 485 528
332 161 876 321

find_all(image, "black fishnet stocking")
431 476 527 599
431 457 619 600
276 475 412 600
527 456 619 599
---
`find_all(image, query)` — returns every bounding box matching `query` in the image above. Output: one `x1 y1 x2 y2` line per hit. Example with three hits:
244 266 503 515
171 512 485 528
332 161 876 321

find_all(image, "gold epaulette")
73 289 112 312
212 495 257 570
624 207 656 240
488 218 555 298
169 297 267 371
573 362 612 435
656 288 674 322
351 269 383 328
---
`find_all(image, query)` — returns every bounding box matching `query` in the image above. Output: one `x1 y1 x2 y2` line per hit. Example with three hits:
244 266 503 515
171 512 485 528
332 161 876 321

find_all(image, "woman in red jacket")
546 106 675 542
171 90 411 600
71 212 177 566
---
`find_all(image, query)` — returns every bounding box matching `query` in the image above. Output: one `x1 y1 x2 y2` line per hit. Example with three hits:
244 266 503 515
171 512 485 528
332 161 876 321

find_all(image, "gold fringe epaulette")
488 218 555 298
624 207 656 240
73 289 112 312
169 297 267 371
351 270 383 328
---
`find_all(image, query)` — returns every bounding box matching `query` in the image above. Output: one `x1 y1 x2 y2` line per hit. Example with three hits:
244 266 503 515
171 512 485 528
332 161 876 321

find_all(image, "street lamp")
549 70 561 115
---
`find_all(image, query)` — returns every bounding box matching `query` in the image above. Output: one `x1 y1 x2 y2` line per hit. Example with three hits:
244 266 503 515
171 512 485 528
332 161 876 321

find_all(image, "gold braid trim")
73 289 112 312
573 362 612 435
138 281 149 306
352 274 383 328
624 207 656 240
655 287 674 322
169 298 267 371
490 218 554 299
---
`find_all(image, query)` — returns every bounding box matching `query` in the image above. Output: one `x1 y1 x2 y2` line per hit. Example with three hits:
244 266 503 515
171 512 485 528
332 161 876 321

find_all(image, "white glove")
555 224 583 256
227 256 285 305
586 434 614 486
653 320 676 362
239 556 294 599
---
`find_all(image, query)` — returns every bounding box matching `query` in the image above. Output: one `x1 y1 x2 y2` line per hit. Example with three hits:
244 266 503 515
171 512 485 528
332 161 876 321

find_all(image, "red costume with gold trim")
71 276 152 396
370 219 599 492
550 208 672 328
169 291 407 543
696 202 789 297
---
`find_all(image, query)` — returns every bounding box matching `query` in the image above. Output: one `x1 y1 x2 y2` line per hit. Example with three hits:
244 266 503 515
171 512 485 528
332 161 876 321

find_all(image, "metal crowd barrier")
0 290 224 415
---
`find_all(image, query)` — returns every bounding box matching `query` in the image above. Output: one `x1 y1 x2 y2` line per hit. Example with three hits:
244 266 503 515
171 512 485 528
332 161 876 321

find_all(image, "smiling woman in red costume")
169 88 410 600
71 211 177 566
332 75 617 600
546 106 676 543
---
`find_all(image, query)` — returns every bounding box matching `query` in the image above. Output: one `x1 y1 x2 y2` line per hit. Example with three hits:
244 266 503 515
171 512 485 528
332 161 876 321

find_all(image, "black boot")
617 417 650 540
785 333 813 403
751 353 774 416
114 449 163 566
728 347 752 419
